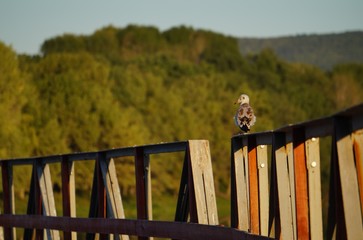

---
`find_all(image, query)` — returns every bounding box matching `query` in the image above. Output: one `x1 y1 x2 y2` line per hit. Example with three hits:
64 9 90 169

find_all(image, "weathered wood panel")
257 144 269 236
274 133 294 239
100 157 130 240
187 140 218 225
37 162 60 240
231 138 249 230
353 130 363 216
305 138 323 240
61 156 77 240
335 118 363 239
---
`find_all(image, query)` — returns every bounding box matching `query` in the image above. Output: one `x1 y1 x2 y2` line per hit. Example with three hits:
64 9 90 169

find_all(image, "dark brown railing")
1 103 363 239
231 103 363 239
0 140 268 240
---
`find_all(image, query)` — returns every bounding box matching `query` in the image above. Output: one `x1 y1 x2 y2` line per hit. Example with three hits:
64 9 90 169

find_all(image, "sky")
1 0 363 55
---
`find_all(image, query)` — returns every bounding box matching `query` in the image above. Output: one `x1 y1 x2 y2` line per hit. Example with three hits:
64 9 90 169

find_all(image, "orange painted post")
248 136 260 234
353 130 363 217
293 128 310 240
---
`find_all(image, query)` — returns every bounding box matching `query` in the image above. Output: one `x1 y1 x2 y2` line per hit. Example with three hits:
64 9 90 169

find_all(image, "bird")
234 94 256 133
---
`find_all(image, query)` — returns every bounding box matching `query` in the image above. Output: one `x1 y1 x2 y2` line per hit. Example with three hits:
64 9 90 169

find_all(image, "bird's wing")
235 104 256 129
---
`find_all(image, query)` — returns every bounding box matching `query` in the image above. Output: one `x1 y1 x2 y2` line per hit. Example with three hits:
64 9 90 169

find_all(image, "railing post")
353 129 363 216
37 160 60 240
305 137 323 240
256 141 269 237
99 157 129 240
248 136 260 234
293 128 310 239
334 117 363 239
187 140 218 225
1 161 15 239
135 147 150 240
273 132 294 239
61 155 77 240
231 137 249 231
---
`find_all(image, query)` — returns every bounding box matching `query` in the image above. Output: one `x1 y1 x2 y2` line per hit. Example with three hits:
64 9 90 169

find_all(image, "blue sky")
1 0 363 54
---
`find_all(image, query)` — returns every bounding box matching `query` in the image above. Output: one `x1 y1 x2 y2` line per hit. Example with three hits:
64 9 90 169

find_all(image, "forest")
1 25 363 221
239 31 363 70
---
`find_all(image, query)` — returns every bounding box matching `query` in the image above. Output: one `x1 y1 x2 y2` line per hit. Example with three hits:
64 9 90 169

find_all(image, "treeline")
1 25 363 196
238 31 363 70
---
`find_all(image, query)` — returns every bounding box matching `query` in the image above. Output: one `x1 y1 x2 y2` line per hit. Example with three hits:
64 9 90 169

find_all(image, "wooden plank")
335 118 363 239
187 140 218 225
37 162 60 240
305 138 323 240
353 130 363 216
61 156 77 240
293 128 310 240
231 138 249 230
268 149 277 238
0 215 273 240
242 137 250 212
144 154 153 221
100 157 130 240
257 144 269 236
286 132 297 240
248 136 260 234
327 136 346 239
273 133 294 239
1 161 15 239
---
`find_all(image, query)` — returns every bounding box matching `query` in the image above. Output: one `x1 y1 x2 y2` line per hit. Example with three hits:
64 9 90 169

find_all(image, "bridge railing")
0 140 233 240
231 103 363 239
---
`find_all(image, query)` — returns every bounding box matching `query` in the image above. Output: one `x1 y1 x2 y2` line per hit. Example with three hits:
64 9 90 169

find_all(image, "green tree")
0 42 33 157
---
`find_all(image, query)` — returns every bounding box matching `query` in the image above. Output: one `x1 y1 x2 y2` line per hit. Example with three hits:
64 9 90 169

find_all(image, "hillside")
1 25 363 200
238 31 363 69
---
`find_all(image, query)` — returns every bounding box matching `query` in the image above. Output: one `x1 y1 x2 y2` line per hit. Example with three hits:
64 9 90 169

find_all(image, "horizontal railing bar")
0 214 271 240
143 141 188 154
0 141 189 165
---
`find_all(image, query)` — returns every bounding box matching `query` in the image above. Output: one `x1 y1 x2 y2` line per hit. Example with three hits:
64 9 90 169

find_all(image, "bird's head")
235 94 250 105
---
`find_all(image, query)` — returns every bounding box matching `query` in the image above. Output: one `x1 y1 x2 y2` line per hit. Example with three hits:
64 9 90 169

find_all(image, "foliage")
1 26 363 199
238 31 363 70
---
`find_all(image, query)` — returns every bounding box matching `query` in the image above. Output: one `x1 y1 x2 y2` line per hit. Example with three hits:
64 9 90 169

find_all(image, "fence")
1 103 363 239
0 140 267 240
231 103 363 239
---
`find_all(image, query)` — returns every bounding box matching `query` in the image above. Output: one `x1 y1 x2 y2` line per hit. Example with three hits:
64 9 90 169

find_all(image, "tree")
0 42 32 157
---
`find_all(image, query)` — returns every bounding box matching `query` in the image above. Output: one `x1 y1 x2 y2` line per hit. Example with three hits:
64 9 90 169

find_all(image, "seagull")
234 94 256 132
